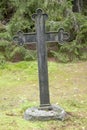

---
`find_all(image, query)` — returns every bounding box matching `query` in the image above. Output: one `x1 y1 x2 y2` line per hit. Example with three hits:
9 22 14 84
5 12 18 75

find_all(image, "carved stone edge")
32 8 48 21
58 28 70 45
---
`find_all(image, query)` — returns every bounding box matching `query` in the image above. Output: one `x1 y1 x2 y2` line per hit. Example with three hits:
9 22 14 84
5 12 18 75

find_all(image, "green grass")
0 61 87 130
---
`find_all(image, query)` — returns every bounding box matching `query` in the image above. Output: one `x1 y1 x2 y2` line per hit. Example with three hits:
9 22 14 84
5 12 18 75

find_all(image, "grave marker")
13 8 69 120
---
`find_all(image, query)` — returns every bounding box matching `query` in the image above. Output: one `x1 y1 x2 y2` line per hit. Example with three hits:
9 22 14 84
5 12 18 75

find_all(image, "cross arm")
13 29 69 45
45 28 69 45
13 31 36 45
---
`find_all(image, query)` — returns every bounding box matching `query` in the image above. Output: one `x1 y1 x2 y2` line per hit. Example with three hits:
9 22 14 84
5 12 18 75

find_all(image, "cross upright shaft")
13 8 69 110
32 9 50 108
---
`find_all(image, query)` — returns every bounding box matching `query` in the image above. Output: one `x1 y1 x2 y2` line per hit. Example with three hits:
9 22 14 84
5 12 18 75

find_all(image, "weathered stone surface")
13 8 69 108
24 105 67 121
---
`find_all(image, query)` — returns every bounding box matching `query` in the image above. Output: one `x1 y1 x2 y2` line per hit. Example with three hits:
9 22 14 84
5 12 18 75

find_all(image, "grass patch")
0 61 87 130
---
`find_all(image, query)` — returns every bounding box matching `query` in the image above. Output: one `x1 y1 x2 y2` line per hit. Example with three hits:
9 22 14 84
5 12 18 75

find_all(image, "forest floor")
0 61 87 130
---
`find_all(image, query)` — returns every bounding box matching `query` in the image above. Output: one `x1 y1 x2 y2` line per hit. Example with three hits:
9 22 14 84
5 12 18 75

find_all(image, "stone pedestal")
24 105 67 121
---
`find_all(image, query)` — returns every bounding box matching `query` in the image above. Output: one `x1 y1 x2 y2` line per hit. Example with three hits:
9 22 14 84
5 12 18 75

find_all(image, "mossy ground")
0 61 87 130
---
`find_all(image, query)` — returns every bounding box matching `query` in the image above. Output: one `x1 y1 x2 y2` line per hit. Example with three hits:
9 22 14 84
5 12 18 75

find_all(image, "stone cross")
13 9 69 110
